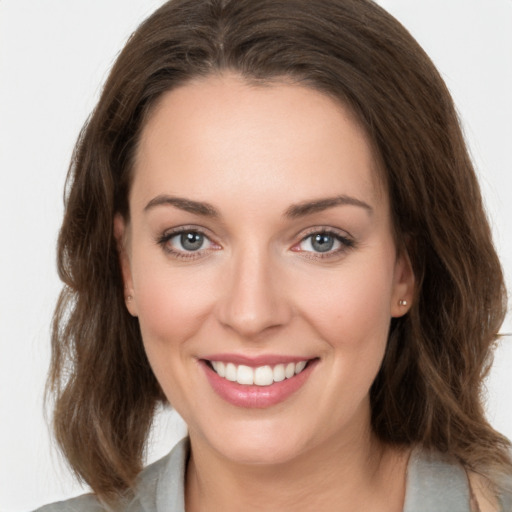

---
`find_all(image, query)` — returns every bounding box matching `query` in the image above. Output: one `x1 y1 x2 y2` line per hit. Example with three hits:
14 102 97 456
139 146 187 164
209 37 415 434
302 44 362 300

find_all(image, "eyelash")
293 228 355 259
156 227 355 261
156 226 219 260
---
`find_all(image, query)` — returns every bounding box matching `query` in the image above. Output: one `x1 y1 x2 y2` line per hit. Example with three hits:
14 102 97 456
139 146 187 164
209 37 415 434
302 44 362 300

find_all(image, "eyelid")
155 224 355 260
156 225 221 259
291 226 356 258
296 225 354 241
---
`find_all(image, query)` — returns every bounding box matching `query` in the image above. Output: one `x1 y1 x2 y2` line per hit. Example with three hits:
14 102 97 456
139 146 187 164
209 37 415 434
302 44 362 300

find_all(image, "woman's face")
117 74 414 465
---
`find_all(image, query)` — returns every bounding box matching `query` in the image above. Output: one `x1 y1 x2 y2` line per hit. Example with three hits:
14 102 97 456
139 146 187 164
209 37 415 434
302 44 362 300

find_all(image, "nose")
215 245 293 339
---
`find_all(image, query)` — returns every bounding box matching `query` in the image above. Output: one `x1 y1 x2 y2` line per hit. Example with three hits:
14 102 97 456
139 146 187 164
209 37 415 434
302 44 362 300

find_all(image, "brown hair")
48 0 511 502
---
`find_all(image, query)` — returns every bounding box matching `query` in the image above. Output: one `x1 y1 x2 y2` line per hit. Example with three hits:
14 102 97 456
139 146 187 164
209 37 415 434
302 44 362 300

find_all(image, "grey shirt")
35 438 512 512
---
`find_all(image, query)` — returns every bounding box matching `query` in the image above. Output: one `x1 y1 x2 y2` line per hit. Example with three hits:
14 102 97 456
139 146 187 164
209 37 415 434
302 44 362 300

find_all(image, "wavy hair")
48 0 511 502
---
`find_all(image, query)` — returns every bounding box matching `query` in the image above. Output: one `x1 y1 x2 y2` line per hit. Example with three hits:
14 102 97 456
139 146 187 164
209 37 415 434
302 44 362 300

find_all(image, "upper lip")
200 353 317 367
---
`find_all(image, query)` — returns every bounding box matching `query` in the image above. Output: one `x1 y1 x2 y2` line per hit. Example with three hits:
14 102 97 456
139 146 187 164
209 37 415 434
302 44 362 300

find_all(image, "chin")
194 416 318 467
221 439 307 467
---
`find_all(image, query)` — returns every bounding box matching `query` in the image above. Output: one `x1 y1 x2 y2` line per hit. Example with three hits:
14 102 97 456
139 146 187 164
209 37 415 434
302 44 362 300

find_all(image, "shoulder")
32 438 189 512
404 447 471 512
32 494 104 512
467 472 504 512
404 447 512 512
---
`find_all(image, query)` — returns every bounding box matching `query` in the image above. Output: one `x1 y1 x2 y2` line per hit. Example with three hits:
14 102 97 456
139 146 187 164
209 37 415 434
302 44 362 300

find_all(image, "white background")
0 1 511 510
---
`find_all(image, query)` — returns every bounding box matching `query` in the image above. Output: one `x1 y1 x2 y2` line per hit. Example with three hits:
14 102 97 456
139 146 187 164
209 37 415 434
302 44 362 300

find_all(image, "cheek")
297 258 395 343
292 260 394 424
293 250 396 395
132 256 216 348
132 259 218 409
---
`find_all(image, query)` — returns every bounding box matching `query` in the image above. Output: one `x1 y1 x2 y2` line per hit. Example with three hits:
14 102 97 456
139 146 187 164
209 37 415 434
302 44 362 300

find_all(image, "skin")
116 73 415 511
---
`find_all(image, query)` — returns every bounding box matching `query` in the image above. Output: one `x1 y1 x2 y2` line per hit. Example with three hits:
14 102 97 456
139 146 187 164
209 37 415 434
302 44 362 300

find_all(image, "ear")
114 213 138 317
390 249 415 318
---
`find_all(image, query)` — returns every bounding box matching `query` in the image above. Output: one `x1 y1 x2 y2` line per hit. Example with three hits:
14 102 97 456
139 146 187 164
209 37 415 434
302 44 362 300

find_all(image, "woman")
36 0 512 510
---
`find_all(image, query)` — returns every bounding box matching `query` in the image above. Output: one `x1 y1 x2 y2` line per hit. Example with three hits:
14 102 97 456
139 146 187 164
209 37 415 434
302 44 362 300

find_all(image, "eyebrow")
284 195 373 218
144 194 373 218
144 195 219 217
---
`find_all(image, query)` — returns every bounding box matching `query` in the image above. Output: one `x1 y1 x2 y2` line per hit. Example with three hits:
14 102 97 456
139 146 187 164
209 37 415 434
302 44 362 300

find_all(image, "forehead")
131 74 387 215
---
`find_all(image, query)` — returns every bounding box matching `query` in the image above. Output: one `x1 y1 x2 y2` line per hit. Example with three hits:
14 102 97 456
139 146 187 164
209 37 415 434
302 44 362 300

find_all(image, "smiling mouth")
206 360 312 386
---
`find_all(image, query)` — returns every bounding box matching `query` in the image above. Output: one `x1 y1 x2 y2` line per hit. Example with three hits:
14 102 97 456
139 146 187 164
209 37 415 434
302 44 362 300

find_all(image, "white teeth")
237 365 254 385
217 361 226 377
210 360 310 386
295 361 307 374
225 362 237 381
254 365 273 386
285 362 295 379
273 364 285 382
211 361 226 377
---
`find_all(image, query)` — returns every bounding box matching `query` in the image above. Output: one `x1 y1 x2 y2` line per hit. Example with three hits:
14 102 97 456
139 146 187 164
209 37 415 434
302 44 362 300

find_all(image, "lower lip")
201 360 317 408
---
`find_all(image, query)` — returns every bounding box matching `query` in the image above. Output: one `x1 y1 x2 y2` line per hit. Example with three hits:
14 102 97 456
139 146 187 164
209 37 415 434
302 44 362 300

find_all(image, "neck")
185 419 409 512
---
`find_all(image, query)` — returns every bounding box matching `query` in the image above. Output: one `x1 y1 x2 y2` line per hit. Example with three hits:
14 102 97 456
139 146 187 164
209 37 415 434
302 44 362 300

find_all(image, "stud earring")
126 295 133 302
398 299 408 307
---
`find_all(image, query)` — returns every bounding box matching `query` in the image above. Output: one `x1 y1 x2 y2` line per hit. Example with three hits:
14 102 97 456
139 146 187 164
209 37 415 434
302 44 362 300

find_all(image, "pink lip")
200 358 318 409
203 353 313 367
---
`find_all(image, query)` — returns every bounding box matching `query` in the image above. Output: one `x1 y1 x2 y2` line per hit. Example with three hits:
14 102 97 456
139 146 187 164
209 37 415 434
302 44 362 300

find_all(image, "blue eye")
297 231 353 255
173 231 207 251
167 231 212 252
310 233 337 252
158 229 217 258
